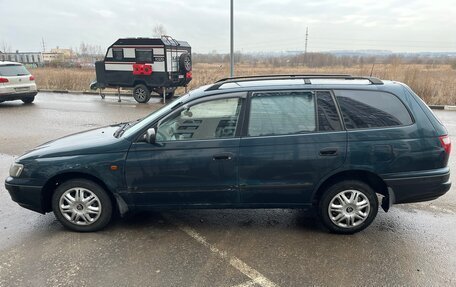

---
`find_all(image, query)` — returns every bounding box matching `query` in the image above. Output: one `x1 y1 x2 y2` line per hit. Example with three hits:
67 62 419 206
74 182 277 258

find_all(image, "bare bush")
30 63 456 105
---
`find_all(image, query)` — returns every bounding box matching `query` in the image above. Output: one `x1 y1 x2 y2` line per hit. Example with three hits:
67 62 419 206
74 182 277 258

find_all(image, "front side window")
157 98 243 141
335 90 413 129
248 91 316 137
112 49 123 61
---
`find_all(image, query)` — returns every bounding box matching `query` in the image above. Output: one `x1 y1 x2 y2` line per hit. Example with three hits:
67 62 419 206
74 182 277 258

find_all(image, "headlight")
9 163 24 177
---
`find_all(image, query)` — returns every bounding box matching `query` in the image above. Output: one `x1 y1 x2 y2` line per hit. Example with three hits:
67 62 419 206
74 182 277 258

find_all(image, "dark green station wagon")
5 75 451 234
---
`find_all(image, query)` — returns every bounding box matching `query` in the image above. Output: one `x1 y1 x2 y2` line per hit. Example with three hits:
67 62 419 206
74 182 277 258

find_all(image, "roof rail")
205 74 383 91
214 74 352 83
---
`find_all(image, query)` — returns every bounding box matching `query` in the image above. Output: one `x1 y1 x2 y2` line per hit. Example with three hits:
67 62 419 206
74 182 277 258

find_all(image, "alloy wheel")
327 189 371 228
59 187 102 226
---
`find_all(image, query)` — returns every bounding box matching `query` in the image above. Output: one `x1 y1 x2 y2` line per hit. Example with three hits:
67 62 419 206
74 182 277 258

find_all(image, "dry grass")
30 63 456 105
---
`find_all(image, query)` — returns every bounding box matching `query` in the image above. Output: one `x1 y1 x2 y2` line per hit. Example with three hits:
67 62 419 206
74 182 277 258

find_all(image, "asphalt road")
0 93 455 287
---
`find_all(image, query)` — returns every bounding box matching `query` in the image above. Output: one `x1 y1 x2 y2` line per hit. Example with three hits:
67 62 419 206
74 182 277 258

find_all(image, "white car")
0 61 38 103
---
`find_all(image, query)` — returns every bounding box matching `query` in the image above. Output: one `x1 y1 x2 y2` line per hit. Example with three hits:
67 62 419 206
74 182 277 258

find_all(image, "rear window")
335 90 413 129
0 65 30 77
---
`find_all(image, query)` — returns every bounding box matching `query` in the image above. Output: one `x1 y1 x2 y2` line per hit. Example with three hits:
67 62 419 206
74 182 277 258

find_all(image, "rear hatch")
0 64 33 93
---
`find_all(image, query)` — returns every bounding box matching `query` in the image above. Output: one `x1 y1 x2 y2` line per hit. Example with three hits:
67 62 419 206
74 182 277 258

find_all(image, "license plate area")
14 87 30 93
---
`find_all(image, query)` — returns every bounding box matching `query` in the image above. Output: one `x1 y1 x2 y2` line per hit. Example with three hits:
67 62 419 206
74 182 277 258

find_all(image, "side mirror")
145 128 156 144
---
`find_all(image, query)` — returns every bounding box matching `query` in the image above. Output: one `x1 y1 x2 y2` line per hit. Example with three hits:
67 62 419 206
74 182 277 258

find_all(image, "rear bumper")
4 180 45 213
384 168 451 204
0 92 38 102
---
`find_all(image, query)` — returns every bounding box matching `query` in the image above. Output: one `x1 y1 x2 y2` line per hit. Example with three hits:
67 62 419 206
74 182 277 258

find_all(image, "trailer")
90 36 192 103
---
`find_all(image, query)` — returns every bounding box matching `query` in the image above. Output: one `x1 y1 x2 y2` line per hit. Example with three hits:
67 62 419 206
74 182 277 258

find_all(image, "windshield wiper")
113 122 129 138
113 118 142 138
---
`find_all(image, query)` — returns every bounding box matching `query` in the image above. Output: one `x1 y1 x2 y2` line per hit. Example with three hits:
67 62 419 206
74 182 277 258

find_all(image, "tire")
52 179 113 232
156 88 176 100
21 96 35 104
179 53 192 72
133 84 151 103
318 180 378 234
165 91 174 99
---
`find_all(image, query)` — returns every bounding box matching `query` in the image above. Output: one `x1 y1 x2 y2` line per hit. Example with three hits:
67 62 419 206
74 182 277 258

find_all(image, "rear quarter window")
335 90 413 129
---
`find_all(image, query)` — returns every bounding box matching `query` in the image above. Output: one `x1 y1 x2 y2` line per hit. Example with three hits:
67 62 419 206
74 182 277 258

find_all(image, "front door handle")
319 148 338 156
213 152 234 160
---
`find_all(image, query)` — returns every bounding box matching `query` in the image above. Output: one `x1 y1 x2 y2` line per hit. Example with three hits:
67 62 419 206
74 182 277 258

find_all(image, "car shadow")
109 208 324 234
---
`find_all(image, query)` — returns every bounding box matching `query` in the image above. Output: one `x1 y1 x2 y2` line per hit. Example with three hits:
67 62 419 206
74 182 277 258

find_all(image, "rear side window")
136 49 153 63
112 49 124 61
248 91 316 137
317 91 342 132
0 65 30 76
335 90 413 129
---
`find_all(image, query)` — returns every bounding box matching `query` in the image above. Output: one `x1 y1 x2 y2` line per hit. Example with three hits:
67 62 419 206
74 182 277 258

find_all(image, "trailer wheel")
133 84 151 103
165 91 175 99
179 53 192 72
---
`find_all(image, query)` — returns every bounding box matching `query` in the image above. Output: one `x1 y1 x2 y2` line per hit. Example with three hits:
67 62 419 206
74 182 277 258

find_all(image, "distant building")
50 47 76 60
0 50 43 66
42 52 65 63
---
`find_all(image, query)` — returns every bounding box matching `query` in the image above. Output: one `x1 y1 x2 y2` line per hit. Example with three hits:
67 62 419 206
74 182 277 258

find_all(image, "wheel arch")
313 169 390 211
133 80 148 88
42 171 117 214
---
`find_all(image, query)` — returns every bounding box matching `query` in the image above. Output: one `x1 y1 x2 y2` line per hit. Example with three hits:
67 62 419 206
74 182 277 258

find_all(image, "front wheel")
133 84 151 103
52 179 113 232
318 180 378 234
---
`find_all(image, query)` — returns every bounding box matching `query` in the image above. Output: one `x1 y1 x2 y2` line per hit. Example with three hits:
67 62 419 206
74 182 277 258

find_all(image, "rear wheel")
52 179 113 232
133 84 150 103
318 180 378 234
21 96 35 104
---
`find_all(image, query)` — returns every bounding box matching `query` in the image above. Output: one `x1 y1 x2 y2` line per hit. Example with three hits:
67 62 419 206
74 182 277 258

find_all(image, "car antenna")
370 63 375 77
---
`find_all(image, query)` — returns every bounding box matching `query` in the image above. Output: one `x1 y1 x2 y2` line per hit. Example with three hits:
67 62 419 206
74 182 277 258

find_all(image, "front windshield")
121 93 191 138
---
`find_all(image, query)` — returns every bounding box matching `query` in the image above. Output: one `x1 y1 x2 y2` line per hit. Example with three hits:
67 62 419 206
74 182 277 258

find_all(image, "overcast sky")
1 0 455 53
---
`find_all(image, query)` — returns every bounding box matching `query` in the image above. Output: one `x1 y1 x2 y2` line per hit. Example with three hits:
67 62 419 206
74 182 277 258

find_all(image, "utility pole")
230 0 234 78
304 27 308 65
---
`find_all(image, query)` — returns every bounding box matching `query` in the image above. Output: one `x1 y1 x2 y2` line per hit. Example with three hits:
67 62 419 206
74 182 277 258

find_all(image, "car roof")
186 75 406 101
0 61 22 66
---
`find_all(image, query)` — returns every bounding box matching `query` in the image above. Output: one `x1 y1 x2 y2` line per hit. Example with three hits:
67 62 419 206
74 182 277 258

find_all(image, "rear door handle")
213 152 234 160
319 148 338 156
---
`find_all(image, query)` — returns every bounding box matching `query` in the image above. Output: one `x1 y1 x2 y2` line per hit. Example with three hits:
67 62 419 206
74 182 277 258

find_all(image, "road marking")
170 219 278 287
231 280 257 287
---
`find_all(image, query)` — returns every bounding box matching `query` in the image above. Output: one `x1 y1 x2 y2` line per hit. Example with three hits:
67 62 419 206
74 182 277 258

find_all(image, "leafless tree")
1 40 12 53
78 42 103 56
152 24 167 37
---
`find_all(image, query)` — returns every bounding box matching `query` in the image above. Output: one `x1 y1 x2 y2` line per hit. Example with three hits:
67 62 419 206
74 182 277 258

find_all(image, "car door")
239 90 347 205
125 93 246 207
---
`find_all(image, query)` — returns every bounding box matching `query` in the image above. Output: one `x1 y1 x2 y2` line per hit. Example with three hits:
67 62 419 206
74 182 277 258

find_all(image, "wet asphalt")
0 93 455 287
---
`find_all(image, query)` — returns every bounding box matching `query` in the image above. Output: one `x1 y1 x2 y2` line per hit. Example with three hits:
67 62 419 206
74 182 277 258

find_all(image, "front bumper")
5 178 45 213
384 168 451 204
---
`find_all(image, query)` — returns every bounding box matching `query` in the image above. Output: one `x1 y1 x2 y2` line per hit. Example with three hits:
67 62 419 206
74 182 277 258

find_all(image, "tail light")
439 135 451 155
29 75 35 81
0 77 8 83
186 71 192 79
